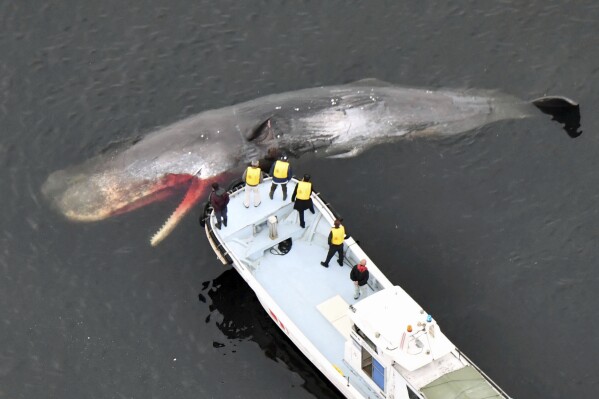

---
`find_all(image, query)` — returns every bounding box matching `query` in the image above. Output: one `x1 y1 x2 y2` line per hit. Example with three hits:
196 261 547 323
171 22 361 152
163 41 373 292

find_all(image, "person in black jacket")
209 182 230 229
350 259 369 300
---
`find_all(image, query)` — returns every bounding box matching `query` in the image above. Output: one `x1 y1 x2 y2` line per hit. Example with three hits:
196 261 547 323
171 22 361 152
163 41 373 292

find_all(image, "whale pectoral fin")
326 147 364 159
150 178 208 246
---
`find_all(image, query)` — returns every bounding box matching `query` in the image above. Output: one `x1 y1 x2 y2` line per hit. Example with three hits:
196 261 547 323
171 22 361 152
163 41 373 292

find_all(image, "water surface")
1 1 598 398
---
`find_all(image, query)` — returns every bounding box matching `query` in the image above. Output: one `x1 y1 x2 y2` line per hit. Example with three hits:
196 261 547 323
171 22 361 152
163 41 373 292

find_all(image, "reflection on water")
199 269 341 397
533 97 582 138
550 105 582 138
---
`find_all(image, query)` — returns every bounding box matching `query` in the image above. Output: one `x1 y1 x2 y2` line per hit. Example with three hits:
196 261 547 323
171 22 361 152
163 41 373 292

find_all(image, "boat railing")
313 191 343 221
204 221 233 265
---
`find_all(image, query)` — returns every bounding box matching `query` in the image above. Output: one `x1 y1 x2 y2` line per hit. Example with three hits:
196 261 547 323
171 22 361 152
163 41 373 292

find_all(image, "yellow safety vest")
296 181 312 200
331 226 345 245
273 161 290 179
246 166 261 186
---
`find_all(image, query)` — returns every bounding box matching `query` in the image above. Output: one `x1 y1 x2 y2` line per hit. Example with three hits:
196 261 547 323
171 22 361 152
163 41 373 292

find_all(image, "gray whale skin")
42 79 578 245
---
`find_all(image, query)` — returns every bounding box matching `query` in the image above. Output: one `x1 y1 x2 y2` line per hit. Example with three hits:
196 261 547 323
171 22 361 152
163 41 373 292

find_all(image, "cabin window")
360 346 385 391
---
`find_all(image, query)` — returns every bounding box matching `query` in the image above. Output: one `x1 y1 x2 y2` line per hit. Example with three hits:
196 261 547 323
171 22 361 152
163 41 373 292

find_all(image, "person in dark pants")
269 153 292 201
350 259 369 300
291 174 315 228
209 182 230 230
321 219 346 268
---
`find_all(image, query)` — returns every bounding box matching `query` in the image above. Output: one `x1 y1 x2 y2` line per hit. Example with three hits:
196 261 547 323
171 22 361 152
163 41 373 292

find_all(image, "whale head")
42 109 275 245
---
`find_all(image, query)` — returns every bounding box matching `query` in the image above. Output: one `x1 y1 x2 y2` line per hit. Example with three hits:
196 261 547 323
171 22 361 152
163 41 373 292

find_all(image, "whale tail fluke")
531 96 581 138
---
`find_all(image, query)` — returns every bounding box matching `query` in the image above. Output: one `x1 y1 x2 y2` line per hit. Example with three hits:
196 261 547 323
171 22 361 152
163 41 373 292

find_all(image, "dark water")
1 1 598 398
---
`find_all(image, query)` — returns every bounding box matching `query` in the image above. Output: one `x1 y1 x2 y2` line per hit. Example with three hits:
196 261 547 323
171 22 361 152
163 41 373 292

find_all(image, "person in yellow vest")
291 174 315 228
320 219 346 268
269 153 292 201
242 160 264 208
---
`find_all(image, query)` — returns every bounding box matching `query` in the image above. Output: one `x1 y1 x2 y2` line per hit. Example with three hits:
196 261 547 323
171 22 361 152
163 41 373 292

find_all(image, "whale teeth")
150 179 206 246
150 210 178 247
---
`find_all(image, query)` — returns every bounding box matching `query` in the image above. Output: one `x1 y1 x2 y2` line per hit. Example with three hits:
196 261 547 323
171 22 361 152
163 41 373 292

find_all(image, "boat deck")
211 179 382 398
255 240 357 359
208 178 509 399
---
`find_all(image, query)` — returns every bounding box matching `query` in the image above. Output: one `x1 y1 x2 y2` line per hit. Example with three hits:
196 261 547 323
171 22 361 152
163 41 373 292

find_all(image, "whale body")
42 79 579 245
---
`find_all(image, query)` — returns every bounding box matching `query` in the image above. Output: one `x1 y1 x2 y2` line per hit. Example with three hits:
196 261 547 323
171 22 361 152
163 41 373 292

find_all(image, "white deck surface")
217 180 309 239
255 240 358 360
211 179 379 397
254 244 380 398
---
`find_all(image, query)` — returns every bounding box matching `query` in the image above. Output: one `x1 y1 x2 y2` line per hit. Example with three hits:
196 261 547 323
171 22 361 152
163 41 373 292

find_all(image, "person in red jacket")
209 182 230 230
350 259 369 300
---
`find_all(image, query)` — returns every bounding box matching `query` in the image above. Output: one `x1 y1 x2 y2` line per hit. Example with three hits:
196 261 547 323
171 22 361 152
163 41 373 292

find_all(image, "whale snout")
42 163 208 229
42 169 127 221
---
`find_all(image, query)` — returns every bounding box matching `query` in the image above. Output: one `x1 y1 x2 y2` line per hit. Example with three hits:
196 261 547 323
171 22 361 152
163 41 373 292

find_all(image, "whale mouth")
42 170 220 246
149 176 213 246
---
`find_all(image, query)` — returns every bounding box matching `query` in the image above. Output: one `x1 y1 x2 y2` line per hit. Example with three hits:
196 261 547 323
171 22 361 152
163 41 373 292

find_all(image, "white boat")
202 177 511 399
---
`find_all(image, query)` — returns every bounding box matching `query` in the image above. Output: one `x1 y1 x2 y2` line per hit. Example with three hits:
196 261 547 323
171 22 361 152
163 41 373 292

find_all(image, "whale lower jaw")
150 178 212 246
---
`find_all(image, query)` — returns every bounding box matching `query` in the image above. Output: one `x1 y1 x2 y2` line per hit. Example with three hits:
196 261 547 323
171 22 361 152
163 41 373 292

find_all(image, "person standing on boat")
269 153 292 201
321 219 346 268
350 259 369 300
291 174 315 228
209 182 229 230
242 160 264 208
